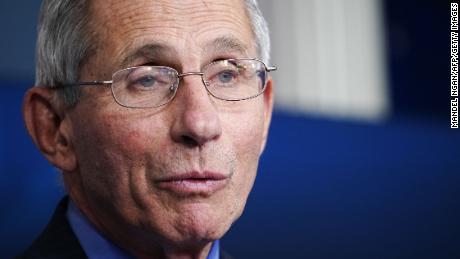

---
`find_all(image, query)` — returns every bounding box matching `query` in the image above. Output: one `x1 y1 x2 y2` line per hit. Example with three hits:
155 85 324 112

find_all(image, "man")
19 0 275 258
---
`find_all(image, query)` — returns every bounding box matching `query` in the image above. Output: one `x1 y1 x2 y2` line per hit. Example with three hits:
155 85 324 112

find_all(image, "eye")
217 70 238 84
136 75 157 88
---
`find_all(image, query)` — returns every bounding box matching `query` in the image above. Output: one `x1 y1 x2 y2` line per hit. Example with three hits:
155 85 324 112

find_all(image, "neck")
82 205 215 259
64 178 217 259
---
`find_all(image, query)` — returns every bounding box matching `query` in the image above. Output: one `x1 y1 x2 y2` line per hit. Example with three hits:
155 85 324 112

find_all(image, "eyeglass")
61 58 276 108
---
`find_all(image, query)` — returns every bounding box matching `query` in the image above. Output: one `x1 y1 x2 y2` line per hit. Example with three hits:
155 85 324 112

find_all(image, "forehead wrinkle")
90 0 254 68
119 43 176 68
202 36 250 57
189 2 256 55
92 0 249 29
104 0 251 35
99 0 240 25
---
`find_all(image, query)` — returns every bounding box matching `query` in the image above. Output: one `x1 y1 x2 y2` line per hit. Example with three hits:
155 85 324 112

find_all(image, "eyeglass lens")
111 59 268 108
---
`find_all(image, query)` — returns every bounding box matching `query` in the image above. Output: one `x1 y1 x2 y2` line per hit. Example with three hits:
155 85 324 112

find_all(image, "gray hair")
245 0 271 64
35 0 271 106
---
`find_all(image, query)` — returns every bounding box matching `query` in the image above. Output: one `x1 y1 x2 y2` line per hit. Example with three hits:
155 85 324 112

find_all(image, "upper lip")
157 171 229 182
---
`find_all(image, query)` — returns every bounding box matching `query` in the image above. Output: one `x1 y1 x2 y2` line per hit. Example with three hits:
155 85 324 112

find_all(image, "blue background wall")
1 1 459 258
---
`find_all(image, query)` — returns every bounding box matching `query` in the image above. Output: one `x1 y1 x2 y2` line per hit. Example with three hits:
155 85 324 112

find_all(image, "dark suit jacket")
17 197 234 259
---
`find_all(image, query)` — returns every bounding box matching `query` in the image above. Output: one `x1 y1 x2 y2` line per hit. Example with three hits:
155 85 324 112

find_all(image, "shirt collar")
66 200 220 259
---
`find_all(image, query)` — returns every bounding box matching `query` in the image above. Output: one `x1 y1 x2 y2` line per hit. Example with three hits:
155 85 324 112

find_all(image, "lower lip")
157 178 229 196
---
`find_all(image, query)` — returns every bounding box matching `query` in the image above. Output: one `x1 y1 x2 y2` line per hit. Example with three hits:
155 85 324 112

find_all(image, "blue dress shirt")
67 200 220 259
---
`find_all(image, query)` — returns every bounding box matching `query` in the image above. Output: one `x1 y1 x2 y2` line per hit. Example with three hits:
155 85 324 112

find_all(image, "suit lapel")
17 197 87 259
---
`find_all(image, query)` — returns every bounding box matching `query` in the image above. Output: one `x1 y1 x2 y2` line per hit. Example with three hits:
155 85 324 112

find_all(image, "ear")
260 77 274 154
23 86 77 172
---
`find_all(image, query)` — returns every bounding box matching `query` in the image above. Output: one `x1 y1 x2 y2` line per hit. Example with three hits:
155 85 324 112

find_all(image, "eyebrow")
120 43 173 68
119 36 250 68
204 36 250 57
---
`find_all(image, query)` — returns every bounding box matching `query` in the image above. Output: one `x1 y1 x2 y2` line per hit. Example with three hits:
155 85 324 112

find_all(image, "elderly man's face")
62 0 272 253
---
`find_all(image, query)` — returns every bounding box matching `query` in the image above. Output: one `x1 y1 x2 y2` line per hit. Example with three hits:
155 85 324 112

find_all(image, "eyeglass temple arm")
267 66 277 72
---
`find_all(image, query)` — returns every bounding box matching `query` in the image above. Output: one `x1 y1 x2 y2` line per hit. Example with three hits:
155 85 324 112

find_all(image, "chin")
170 203 237 243
171 190 248 245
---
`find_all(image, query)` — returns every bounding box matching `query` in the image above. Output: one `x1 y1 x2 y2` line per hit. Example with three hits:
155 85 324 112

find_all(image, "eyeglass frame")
57 58 277 109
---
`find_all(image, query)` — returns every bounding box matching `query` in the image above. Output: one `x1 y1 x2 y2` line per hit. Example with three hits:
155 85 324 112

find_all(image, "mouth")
156 171 230 196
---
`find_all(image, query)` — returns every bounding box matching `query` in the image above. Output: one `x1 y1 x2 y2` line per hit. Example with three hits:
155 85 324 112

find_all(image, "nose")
170 74 222 147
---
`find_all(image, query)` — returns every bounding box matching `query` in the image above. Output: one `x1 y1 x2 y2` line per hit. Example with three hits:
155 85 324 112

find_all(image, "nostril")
181 135 199 148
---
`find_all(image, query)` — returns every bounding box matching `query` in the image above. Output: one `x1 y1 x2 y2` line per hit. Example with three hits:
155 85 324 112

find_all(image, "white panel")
269 0 297 109
258 0 389 122
314 0 350 117
293 0 320 111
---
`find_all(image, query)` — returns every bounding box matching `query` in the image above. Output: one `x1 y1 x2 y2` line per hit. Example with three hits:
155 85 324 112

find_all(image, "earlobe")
23 87 77 172
260 78 274 154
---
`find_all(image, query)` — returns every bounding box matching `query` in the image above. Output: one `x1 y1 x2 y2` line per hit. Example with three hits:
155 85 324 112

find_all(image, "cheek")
80 109 167 157
223 104 266 192
228 103 265 159
70 110 174 227
71 111 165 196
